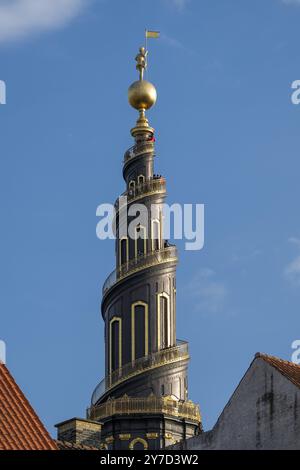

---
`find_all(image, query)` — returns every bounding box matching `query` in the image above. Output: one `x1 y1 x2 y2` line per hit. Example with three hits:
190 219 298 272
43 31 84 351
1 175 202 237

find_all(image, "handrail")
115 177 166 208
88 394 201 424
124 141 155 162
91 340 189 406
102 246 178 295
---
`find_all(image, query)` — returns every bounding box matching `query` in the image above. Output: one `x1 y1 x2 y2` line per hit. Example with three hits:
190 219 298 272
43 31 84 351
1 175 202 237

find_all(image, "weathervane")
135 47 148 81
128 30 160 135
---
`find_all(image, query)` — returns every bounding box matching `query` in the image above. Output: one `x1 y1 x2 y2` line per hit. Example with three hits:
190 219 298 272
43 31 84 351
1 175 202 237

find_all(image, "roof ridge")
0 363 57 450
255 352 300 389
255 352 300 366
0 366 48 449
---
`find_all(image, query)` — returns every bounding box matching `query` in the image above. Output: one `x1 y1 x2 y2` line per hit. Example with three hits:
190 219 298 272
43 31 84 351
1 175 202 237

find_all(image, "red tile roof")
0 363 57 450
255 353 300 389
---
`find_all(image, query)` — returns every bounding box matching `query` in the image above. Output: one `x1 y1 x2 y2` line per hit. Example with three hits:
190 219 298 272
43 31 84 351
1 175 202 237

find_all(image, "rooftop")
0 362 57 450
255 352 300 389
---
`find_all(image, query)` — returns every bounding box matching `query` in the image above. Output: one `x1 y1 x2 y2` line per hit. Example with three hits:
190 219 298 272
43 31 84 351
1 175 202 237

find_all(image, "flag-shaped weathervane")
145 30 160 39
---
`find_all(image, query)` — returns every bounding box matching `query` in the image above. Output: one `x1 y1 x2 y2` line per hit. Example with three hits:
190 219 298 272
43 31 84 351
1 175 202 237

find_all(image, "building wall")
170 358 300 450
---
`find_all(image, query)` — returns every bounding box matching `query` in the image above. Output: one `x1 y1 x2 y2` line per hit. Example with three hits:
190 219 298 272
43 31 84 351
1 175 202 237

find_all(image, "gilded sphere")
128 80 157 110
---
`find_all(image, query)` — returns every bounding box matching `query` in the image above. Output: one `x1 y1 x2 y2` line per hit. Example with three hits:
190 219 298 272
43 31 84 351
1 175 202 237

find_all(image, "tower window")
138 174 145 185
157 293 171 350
128 180 135 193
119 238 128 265
135 225 147 258
152 219 160 251
131 302 148 361
109 317 122 374
161 296 169 349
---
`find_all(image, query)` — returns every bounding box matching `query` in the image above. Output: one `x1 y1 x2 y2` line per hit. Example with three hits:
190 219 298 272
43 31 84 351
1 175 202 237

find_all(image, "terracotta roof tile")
0 363 57 450
255 353 300 389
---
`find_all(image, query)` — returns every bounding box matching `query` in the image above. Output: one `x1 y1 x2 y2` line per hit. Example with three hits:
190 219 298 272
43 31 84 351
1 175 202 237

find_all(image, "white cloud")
187 268 228 314
284 255 300 286
0 0 89 43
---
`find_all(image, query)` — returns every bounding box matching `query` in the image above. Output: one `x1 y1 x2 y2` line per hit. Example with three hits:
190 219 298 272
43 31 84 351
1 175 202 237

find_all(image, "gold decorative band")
88 394 201 424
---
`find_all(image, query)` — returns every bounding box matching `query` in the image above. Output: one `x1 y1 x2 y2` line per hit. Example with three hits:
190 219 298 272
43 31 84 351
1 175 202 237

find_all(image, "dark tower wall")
88 52 201 450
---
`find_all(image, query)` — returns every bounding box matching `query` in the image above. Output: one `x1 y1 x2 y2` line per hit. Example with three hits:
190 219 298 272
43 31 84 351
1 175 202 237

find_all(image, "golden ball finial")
128 80 157 111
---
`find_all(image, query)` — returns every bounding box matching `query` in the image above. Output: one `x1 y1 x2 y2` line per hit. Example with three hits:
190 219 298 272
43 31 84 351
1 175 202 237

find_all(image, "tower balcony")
124 140 155 163
102 245 178 296
91 340 189 406
115 176 166 209
87 394 201 424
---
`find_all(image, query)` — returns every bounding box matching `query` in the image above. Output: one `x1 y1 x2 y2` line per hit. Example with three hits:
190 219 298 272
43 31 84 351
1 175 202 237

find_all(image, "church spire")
89 44 201 450
128 46 157 137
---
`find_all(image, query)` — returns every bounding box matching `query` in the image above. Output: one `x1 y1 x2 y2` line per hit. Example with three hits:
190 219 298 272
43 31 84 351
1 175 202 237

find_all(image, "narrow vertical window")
160 296 169 349
131 302 148 361
138 174 145 185
120 238 128 265
157 293 171 350
128 180 135 194
152 219 160 251
109 317 122 374
135 225 147 258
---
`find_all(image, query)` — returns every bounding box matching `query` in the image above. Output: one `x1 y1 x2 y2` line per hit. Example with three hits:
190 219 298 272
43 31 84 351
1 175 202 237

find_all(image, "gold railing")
88 394 201 424
102 246 178 295
115 177 166 208
91 340 188 405
118 245 177 279
124 141 155 163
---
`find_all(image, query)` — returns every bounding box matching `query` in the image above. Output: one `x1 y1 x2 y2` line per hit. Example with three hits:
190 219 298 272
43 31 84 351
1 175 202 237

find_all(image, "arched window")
128 180 135 193
129 437 148 450
135 225 147 258
157 293 171 350
161 296 169 349
119 237 128 265
109 317 122 374
138 174 145 186
152 219 161 251
131 301 148 361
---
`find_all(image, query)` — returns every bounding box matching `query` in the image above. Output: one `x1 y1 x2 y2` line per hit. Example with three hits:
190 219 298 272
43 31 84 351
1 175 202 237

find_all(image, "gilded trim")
131 301 149 362
119 434 131 441
138 174 145 185
88 395 201 424
134 225 147 259
117 188 166 208
146 432 158 439
104 257 178 299
159 209 163 241
129 180 135 191
151 218 161 251
157 292 171 350
109 317 122 376
104 351 189 396
119 237 129 266
129 437 148 450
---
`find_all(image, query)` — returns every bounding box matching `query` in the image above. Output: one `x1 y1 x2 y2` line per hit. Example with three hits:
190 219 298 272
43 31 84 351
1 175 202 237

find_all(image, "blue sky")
1 0 300 435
